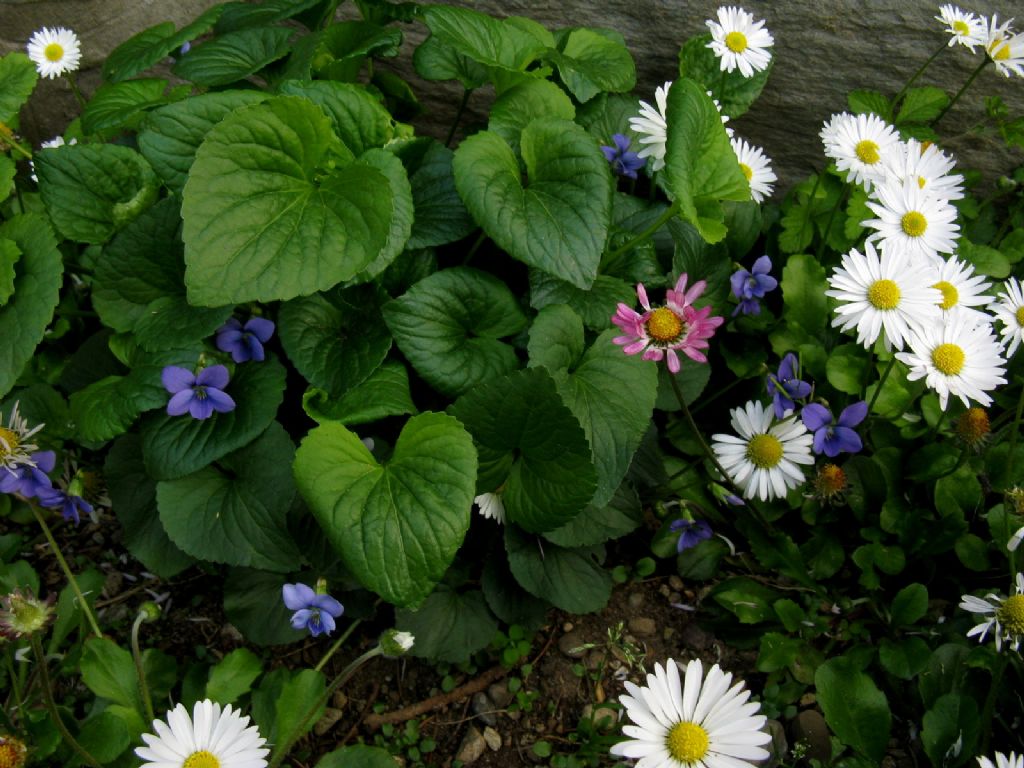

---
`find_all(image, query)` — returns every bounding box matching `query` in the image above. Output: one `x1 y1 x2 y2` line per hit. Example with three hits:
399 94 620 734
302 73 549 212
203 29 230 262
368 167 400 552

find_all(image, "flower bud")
138 601 161 622
0 589 54 639
379 629 415 658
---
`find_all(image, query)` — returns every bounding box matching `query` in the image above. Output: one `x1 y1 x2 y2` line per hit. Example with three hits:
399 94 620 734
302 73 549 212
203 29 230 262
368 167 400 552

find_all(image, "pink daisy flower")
612 274 724 372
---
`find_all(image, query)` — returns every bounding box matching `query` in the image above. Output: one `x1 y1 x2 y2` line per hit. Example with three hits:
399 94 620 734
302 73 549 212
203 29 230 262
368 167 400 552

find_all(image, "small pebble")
680 622 713 651
791 710 830 762
627 592 644 609
562 621 574 632
472 691 497 726
559 630 588 658
627 617 657 637
482 726 502 751
313 707 343 736
488 681 513 709
668 575 684 591
456 727 487 764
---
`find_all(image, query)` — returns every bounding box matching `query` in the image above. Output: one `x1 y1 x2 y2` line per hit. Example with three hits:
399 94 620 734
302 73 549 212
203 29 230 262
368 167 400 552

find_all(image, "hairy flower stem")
606 200 681 260
893 41 947 106
445 88 473 148
31 635 103 768
314 618 362 673
933 57 990 127
269 645 384 768
67 74 88 111
131 612 155 725
5 654 25 714
866 355 897 416
28 502 103 639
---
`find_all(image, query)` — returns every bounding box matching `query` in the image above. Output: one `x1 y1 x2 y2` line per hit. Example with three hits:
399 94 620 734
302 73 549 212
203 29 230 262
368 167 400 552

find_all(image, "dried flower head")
955 407 990 450
0 589 54 639
0 735 27 768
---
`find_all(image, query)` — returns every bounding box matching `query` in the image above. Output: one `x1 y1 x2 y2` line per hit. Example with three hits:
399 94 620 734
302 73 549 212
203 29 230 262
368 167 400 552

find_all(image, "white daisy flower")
959 572 1024 653
0 402 45 474
706 6 774 78
928 256 993 325
731 137 776 203
935 5 987 51
820 112 900 191
629 81 671 172
474 492 506 525
610 658 771 767
987 15 1024 77
990 277 1024 357
136 699 269 768
863 178 960 264
895 315 1007 410
1007 525 1024 552
26 27 82 80
979 753 1024 768
826 242 943 351
711 400 814 502
883 138 964 201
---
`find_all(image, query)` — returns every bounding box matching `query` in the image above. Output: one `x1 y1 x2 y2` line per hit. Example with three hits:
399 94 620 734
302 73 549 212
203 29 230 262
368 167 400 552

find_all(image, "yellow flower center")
666 721 710 763
44 43 64 62
997 594 1024 636
933 281 959 310
952 20 970 35
739 162 753 181
183 752 220 768
956 407 990 447
746 434 784 469
725 31 748 53
855 139 880 164
0 737 27 768
993 42 1011 61
917 176 927 189
645 307 684 343
0 426 18 460
815 463 847 498
867 279 901 310
901 211 928 237
1016 306 1024 327
931 343 965 375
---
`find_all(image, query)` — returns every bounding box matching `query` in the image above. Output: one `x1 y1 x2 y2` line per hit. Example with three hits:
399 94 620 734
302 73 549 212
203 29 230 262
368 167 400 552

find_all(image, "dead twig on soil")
363 666 508 730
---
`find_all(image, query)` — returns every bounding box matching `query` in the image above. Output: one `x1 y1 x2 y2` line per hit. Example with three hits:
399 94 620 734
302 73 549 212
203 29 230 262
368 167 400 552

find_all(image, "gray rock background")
2 0 1022 191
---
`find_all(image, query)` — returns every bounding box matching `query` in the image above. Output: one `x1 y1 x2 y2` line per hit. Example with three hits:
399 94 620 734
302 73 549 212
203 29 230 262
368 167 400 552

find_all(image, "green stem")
867 356 897 415
1005 380 1024 484
66 74 88 111
445 88 473 148
606 200 681 260
314 619 361 673
690 375 745 415
5 654 24 715
131 612 155 725
269 646 383 768
933 58 990 127
893 41 947 106
462 230 487 265
930 408 948 439
0 122 33 160
31 636 103 768
319 0 342 30
815 185 848 259
28 503 103 639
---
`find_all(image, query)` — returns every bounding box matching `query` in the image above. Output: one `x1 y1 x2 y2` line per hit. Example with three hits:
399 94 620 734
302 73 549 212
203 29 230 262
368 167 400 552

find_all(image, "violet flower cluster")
1 450 94 525
282 582 344 637
730 255 777 316
600 134 645 179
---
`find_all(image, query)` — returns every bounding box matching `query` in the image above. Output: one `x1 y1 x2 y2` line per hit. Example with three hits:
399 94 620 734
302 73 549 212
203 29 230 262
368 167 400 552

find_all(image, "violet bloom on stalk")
669 518 712 553
730 255 776 316
162 365 236 420
612 274 724 373
282 582 344 637
600 133 645 179
36 486 93 525
766 353 811 417
801 401 868 457
216 317 275 363
0 450 56 499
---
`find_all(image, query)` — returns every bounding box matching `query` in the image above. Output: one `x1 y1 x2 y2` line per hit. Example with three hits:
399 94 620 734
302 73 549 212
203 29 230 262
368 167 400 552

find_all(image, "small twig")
364 666 508 729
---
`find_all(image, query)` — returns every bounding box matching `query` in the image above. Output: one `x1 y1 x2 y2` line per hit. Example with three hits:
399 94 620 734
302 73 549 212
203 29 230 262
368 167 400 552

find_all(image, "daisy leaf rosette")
0 215 63 399
293 413 478 608
663 79 750 244
182 96 401 306
448 367 598 533
453 118 612 290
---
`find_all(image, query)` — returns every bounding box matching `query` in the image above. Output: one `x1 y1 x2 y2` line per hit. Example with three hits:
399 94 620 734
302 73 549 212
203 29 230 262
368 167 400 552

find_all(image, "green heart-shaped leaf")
449 367 597 533
182 96 395 305
294 413 478 607
173 27 293 87
454 118 612 289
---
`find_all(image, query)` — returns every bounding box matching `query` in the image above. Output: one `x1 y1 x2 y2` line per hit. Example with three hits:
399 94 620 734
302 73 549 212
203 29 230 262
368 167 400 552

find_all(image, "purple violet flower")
600 133 645 179
801 401 868 457
766 353 812 418
0 450 56 499
215 317 275 363
730 255 777 316
162 365 236 420
37 487 93 525
669 518 713 553
282 582 344 637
